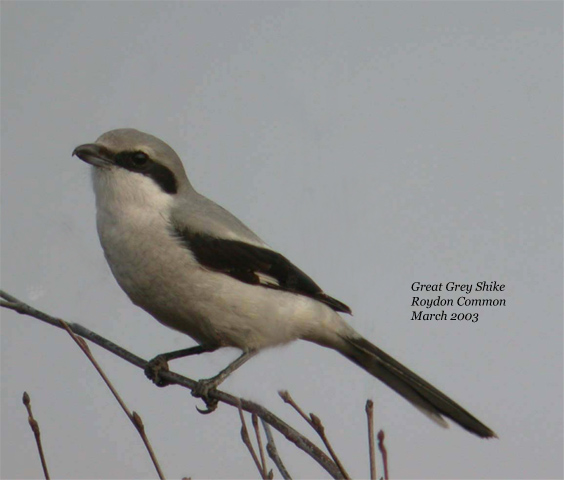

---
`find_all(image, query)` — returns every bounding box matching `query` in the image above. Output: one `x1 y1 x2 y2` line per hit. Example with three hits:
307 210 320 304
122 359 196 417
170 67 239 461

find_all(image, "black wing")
172 226 351 314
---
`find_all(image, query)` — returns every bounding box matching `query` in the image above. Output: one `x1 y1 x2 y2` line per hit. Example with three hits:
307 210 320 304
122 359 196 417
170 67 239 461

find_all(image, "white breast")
90 166 351 351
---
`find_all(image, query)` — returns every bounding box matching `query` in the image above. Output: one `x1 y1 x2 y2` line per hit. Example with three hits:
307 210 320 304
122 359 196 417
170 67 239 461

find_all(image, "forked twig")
1 290 344 479
378 430 389 480
22 392 50 480
252 413 270 478
58 320 165 480
365 400 376 480
279 390 350 480
238 402 267 479
261 419 292 480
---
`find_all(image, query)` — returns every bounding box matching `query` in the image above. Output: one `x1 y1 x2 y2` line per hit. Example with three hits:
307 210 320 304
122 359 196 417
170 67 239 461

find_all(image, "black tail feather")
341 335 497 439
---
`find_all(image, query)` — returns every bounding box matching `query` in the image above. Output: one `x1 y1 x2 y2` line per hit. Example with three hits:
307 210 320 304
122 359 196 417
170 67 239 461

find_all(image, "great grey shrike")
73 128 496 438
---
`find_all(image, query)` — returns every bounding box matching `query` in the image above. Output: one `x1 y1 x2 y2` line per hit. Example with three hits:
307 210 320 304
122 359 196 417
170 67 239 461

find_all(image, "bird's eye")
131 152 149 167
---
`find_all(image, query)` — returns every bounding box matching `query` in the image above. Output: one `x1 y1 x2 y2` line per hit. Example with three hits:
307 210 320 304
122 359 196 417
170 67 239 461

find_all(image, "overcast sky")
1 2 562 479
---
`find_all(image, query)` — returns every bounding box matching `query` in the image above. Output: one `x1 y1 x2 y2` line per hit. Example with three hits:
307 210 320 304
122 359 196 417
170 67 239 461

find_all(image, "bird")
73 128 496 438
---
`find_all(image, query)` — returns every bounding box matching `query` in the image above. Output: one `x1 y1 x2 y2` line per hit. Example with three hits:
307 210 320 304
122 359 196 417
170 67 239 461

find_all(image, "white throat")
92 167 174 217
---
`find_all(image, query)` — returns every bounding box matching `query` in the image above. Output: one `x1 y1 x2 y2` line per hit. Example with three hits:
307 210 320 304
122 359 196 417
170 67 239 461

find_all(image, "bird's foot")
192 379 219 414
144 355 172 387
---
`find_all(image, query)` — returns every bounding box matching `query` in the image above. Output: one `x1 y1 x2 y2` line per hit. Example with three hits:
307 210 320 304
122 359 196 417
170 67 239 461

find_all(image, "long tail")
340 334 497 438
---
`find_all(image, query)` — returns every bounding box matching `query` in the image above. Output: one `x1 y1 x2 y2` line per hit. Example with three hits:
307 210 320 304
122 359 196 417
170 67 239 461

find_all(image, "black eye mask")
113 150 178 194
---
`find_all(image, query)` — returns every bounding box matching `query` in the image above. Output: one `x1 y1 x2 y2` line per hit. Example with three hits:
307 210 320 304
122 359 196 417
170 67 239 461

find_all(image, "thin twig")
1 300 19 309
261 420 292 480
1 290 343 479
58 320 166 480
377 430 389 480
252 413 269 478
1 291 146 369
22 392 50 480
309 414 350 480
278 390 311 424
238 402 267 479
365 400 376 480
279 391 350 480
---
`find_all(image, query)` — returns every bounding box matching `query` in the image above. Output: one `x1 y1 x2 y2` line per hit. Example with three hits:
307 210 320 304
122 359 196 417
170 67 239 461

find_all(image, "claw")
192 379 219 414
145 355 172 387
196 398 219 414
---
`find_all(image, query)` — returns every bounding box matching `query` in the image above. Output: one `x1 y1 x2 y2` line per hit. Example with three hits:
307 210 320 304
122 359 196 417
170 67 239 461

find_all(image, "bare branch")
22 392 50 480
365 400 376 480
252 413 269 478
2 290 343 479
238 402 267 479
278 390 311 424
309 414 350 480
262 420 292 480
58 320 166 479
279 390 350 480
377 430 389 480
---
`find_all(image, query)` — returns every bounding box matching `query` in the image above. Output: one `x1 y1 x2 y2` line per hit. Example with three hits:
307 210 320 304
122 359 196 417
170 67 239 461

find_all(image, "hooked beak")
72 143 114 168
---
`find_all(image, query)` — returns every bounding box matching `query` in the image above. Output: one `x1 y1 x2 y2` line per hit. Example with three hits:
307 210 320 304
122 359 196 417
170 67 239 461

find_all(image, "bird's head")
73 129 192 209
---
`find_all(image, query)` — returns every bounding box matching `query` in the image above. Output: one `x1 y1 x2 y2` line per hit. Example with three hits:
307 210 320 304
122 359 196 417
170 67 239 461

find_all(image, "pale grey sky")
1 2 562 479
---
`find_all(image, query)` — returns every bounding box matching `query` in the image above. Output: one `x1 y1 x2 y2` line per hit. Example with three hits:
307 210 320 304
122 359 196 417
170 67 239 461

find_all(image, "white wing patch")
257 272 280 287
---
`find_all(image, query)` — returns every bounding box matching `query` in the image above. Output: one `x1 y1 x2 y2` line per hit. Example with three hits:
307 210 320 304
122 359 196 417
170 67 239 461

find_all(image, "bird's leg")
193 350 258 414
145 344 218 387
